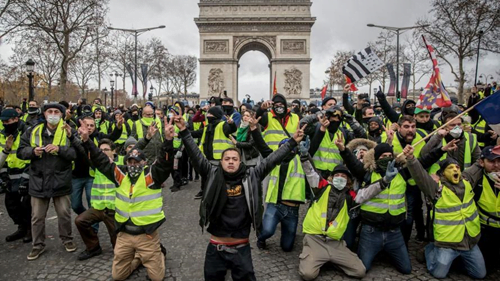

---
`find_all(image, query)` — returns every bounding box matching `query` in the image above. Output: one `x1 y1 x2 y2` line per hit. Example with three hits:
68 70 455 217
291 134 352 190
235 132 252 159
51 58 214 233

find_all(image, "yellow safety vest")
199 121 234 160
473 118 487 148
90 156 124 210
361 172 406 216
433 180 480 243
112 123 129 144
114 170 165 226
429 133 477 174
262 112 299 151
134 119 163 141
266 155 306 203
312 131 343 171
30 120 68 148
392 132 424 185
302 185 349 240
477 175 500 228
0 132 30 179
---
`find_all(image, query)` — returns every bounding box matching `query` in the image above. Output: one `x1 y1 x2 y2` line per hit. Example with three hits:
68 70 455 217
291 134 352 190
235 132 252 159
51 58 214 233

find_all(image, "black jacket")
17 122 77 198
180 129 298 236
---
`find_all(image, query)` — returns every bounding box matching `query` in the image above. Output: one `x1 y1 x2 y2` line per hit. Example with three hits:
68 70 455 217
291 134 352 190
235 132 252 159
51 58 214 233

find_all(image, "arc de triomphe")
195 0 316 103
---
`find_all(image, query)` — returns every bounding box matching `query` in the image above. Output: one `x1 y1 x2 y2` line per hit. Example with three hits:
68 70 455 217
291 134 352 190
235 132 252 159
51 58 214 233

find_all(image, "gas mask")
273 105 285 115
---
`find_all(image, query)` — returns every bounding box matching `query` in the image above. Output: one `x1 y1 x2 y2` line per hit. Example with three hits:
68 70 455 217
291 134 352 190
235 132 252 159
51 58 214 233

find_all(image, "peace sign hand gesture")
146 121 158 140
171 109 186 131
334 132 345 151
293 124 307 143
164 116 175 141
78 119 89 142
318 115 330 132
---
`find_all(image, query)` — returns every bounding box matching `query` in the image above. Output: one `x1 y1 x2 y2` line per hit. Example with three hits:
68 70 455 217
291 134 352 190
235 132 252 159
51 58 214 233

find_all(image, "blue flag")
475 90 500 135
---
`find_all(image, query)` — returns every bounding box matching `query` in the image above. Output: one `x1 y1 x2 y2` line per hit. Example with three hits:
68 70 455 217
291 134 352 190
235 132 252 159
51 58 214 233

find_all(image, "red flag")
345 76 358 92
273 71 277 95
321 85 328 99
416 36 452 110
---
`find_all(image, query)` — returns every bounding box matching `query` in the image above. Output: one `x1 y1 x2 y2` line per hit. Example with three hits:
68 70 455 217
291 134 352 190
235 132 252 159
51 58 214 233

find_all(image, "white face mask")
240 121 249 128
46 114 61 125
449 125 462 139
487 172 499 182
332 177 347 190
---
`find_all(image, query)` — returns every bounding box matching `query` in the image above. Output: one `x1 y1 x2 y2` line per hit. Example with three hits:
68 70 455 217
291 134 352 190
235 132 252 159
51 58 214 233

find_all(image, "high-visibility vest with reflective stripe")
91 156 124 210
97 120 111 135
368 131 388 143
473 118 487 147
134 119 163 141
173 126 181 149
262 112 299 151
113 123 129 144
114 171 165 225
199 121 234 160
192 121 202 141
392 132 424 185
302 185 349 240
30 120 68 148
0 132 30 170
20 114 28 122
429 133 476 174
361 172 406 216
312 131 343 171
266 155 306 203
432 180 480 243
477 175 500 228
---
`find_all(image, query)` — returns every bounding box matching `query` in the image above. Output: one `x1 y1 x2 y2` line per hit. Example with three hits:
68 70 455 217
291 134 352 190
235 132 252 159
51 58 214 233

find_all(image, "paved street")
0 178 499 281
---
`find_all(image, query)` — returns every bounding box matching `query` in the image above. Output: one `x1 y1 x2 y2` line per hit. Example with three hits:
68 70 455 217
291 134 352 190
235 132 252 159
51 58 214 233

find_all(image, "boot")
23 228 32 243
6 226 27 242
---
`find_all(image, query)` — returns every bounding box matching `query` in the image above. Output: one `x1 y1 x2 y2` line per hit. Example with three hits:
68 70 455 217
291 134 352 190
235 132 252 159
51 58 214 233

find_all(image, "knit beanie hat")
124 137 138 148
374 143 393 160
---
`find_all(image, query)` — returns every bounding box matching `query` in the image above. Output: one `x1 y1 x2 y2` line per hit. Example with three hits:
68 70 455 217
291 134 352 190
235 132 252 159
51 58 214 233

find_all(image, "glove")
382 160 398 184
299 136 310 157
18 185 28 196
175 151 183 159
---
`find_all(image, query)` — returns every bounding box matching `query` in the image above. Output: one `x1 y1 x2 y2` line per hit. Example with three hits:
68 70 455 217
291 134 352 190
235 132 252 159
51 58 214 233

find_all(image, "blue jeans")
425 243 486 279
357 224 412 274
71 177 93 215
257 203 299 252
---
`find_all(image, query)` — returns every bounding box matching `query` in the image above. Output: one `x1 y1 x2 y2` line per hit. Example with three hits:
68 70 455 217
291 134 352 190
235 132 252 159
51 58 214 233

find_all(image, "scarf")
236 126 249 142
199 162 247 228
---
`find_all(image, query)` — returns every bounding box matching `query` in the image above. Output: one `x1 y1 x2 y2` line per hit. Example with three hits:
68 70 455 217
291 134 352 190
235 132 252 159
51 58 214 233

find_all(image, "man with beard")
256 93 300 151
190 106 237 198
175 105 306 280
422 112 481 174
131 105 165 166
0 109 32 243
309 106 349 179
405 146 487 279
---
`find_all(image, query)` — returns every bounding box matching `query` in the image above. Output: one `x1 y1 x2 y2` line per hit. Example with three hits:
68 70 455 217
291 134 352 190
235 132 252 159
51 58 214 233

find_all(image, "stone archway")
195 0 316 103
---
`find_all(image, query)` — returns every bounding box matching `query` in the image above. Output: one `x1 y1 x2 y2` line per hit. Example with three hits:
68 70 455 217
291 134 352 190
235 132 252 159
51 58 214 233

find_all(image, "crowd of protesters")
0 82 499 280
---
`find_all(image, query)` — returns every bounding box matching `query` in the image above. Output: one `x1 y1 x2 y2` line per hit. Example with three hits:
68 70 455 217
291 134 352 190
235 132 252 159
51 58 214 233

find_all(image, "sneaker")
23 229 32 243
64 241 77 252
257 240 266 250
27 247 45 261
194 191 203 199
77 246 102 261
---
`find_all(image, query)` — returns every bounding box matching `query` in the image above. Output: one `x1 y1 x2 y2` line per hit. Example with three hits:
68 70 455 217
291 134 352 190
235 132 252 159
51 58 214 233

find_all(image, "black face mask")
222 105 233 115
273 106 285 116
28 107 39 115
376 157 394 171
207 116 218 124
131 114 139 121
406 107 415 116
3 122 18 135
328 121 340 133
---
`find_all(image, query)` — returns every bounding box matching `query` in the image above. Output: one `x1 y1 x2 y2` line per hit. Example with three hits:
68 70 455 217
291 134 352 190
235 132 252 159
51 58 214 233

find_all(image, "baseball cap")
481 146 500 160
414 107 431 115
0 109 19 121
124 148 146 162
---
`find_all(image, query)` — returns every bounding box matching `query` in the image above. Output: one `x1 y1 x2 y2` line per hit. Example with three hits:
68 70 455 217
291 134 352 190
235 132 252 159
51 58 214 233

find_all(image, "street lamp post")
474 31 484 86
149 85 155 102
110 79 115 109
103 88 108 107
367 23 429 102
478 74 494 85
26 59 35 101
107 25 166 103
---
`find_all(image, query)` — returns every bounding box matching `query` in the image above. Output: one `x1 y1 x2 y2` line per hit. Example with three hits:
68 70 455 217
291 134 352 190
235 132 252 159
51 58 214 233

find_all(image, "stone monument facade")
195 0 315 102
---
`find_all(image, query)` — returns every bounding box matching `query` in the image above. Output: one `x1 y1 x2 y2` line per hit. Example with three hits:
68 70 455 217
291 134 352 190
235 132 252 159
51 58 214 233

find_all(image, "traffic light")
397 97 401 102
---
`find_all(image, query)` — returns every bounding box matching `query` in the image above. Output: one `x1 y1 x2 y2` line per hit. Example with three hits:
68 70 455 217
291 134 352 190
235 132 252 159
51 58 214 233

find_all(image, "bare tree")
326 50 355 88
175 55 197 99
69 47 95 97
402 35 432 100
417 0 500 103
6 0 108 96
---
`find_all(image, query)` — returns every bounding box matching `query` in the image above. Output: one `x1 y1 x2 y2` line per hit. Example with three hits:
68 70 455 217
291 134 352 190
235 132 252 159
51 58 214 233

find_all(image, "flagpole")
396 97 491 158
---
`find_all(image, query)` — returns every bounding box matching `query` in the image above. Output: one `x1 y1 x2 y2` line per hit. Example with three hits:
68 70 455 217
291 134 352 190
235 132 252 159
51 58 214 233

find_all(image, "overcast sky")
1 0 498 103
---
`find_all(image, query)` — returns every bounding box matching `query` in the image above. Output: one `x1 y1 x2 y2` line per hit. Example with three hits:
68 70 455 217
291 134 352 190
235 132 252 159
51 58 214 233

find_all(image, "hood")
346 138 377 152
363 148 407 172
174 101 185 115
402 99 416 116
272 93 288 113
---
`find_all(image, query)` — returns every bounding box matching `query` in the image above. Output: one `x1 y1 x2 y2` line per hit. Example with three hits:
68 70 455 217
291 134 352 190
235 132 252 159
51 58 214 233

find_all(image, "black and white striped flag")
342 47 384 82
